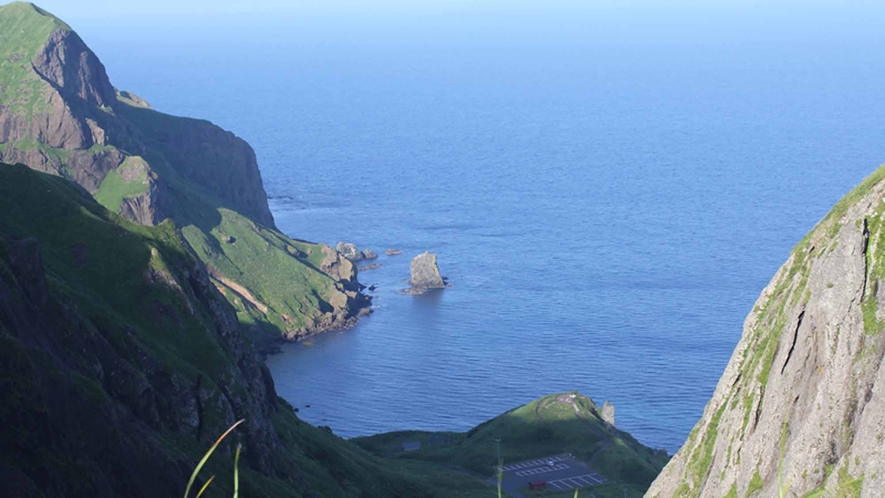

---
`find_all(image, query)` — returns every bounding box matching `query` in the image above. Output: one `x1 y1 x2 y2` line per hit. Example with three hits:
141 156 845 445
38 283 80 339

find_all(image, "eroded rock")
404 252 449 294
336 242 363 261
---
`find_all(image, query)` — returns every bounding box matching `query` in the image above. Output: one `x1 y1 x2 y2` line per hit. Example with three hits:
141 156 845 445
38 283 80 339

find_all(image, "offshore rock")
405 252 448 295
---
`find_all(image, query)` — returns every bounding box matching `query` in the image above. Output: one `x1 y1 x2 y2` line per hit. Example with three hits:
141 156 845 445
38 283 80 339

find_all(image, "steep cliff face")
646 167 885 498
0 2 369 341
0 2 273 226
0 164 485 498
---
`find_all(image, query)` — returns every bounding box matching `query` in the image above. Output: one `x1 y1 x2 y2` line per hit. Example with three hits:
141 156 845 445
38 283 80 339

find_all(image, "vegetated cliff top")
646 164 885 498
0 2 71 57
0 2 373 343
0 163 491 498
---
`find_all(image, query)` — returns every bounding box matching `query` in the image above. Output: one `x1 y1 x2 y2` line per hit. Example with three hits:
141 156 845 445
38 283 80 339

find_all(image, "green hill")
0 2 368 346
355 392 669 495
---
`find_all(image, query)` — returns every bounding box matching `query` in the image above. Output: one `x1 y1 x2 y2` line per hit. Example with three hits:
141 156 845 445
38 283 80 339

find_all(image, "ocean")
77 10 885 453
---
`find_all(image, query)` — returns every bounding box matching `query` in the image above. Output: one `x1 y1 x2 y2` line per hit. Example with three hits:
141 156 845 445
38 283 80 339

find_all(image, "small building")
528 481 547 491
402 441 422 452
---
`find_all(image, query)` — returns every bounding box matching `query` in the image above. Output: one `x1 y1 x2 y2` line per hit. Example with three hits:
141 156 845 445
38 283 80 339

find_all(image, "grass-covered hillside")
0 163 492 498
0 2 71 119
355 392 669 495
0 2 368 345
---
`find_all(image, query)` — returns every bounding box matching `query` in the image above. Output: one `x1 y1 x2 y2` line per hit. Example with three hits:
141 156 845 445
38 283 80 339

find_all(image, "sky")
25 0 884 51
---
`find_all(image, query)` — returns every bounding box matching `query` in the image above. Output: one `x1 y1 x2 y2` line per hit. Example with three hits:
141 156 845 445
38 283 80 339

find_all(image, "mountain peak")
0 2 71 58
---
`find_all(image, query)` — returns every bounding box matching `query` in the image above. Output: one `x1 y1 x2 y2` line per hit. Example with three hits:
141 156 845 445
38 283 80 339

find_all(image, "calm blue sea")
76 12 885 453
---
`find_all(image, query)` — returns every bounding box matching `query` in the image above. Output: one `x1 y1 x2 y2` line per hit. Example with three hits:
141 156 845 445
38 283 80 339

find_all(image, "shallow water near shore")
82 22 885 452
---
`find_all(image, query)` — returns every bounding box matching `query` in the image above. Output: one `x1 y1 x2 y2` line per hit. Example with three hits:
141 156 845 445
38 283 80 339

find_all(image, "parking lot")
498 453 607 495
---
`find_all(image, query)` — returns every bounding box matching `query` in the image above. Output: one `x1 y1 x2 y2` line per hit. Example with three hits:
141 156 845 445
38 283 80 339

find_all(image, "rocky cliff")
646 166 885 497
0 163 487 498
0 2 368 342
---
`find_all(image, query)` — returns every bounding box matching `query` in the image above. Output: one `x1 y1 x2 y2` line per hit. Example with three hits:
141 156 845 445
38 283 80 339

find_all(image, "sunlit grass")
184 419 245 498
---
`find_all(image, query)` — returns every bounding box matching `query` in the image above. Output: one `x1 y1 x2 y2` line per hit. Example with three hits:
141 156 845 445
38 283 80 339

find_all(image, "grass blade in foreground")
196 476 215 498
234 445 241 498
184 419 245 498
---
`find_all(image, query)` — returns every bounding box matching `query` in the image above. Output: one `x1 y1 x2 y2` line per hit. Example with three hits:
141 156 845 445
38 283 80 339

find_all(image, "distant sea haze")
94 31 885 452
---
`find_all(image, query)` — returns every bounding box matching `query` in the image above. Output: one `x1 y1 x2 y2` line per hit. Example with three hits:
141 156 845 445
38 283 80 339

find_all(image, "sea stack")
407 252 448 294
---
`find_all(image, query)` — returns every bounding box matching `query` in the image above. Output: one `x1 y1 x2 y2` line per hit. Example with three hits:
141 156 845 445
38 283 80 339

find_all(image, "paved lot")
495 453 607 496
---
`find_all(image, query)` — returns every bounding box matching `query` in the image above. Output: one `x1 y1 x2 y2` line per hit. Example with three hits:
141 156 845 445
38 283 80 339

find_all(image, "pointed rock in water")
406 252 448 294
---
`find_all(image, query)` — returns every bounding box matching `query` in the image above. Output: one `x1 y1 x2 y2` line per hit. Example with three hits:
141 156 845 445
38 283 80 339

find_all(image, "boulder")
362 249 378 260
601 401 615 426
335 242 363 261
406 252 448 294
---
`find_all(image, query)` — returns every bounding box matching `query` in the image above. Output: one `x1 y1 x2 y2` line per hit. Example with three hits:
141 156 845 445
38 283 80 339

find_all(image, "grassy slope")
0 2 68 119
93 155 149 212
0 163 493 497
114 101 350 340
355 392 669 494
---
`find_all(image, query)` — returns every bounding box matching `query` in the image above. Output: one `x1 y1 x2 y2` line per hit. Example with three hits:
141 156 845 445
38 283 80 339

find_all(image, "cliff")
0 163 491 497
0 2 366 342
646 166 885 497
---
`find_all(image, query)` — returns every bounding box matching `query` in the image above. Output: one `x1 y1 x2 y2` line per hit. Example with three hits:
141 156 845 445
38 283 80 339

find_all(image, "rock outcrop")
336 242 364 261
405 251 448 294
601 401 616 426
362 248 378 260
646 166 885 497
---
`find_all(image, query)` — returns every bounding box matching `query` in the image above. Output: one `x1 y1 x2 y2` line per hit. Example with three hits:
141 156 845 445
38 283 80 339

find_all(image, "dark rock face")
406 252 448 294
32 29 116 108
0 235 279 496
121 106 275 227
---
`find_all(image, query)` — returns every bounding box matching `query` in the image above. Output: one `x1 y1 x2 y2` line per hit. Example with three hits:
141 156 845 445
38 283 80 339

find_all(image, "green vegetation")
834 466 863 498
0 163 498 497
0 2 70 119
744 471 763 497
94 156 149 212
0 2 357 347
355 392 668 493
181 207 340 340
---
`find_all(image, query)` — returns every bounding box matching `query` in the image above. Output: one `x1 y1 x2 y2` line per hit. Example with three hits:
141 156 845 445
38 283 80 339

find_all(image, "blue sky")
29 0 885 48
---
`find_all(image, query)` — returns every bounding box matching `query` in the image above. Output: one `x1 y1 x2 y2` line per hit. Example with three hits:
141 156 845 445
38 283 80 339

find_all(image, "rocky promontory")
0 2 371 344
